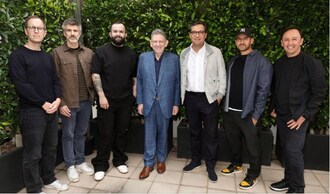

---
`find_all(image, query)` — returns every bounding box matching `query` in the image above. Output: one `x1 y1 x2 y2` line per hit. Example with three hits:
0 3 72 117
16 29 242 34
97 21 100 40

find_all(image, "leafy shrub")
82 0 328 130
0 0 75 144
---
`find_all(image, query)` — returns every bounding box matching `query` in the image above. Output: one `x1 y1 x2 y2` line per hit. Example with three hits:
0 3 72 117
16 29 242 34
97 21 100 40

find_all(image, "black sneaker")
287 187 304 193
238 175 258 190
270 179 289 191
207 169 218 183
183 162 201 171
220 163 243 175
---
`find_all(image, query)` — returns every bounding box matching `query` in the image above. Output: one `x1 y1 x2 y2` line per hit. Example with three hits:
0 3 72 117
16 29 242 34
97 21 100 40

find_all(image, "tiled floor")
19 149 329 193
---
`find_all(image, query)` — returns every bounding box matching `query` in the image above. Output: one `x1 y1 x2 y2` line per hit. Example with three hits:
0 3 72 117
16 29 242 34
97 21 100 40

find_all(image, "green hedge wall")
0 0 75 141
82 0 328 131
0 0 328 133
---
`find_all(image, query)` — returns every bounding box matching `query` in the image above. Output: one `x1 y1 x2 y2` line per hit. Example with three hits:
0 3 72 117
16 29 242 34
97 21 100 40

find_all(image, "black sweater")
9 46 61 109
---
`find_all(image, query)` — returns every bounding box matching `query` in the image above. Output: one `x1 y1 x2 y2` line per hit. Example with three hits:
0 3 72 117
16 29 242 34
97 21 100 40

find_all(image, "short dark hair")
281 26 303 39
110 21 126 31
24 15 45 29
190 20 207 33
62 18 82 31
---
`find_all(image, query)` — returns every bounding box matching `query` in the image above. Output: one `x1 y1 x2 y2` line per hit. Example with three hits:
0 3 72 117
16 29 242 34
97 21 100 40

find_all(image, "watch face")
303 113 309 119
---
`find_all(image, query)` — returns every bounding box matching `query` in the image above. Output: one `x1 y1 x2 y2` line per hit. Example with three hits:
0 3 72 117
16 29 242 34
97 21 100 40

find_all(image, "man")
52 18 95 182
221 27 273 190
137 29 180 179
269 27 326 193
8 15 68 193
91 21 138 181
180 20 226 183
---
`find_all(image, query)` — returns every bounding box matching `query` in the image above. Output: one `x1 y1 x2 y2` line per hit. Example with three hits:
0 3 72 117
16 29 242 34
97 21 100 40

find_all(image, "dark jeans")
184 92 219 170
223 110 261 178
20 107 58 193
276 115 308 190
92 96 133 172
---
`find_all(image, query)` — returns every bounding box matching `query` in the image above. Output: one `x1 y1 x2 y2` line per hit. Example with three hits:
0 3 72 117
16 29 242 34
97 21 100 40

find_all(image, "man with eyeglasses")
52 18 95 183
8 15 68 193
222 27 272 190
180 20 226 183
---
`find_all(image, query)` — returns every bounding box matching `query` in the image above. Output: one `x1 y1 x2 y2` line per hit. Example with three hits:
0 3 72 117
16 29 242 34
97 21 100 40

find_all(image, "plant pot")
276 133 329 171
0 147 24 193
125 117 173 154
177 120 273 166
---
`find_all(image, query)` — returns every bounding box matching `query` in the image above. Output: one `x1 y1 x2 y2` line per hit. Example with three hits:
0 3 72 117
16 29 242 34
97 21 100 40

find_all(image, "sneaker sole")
44 185 69 191
183 165 201 172
220 170 243 176
238 179 258 190
270 186 289 191
76 169 94 176
68 177 79 182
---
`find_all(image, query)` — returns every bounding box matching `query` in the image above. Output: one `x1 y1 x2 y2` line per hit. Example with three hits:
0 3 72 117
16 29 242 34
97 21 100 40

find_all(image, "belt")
186 91 205 96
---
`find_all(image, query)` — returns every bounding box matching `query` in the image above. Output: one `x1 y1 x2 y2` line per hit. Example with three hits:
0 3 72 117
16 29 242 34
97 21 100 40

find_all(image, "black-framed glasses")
190 31 205 36
26 26 46 31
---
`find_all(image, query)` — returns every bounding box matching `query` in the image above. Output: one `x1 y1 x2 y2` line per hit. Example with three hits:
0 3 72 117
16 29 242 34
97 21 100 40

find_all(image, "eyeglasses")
26 26 46 31
190 31 205 36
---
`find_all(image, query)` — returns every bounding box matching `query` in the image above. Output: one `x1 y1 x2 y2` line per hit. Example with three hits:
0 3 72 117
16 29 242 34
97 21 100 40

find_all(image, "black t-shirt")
229 54 247 110
274 54 302 116
91 43 138 100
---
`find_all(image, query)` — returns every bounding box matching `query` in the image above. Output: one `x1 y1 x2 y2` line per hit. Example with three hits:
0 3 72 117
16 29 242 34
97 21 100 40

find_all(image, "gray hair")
151 29 167 40
62 18 82 31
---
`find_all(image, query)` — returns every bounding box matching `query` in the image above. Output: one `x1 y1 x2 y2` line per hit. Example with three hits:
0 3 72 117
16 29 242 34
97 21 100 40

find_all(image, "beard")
111 36 125 46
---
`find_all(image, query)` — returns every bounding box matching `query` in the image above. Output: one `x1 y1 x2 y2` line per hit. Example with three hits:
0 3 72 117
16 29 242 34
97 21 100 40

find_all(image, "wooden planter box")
177 120 273 166
0 147 24 193
275 133 329 171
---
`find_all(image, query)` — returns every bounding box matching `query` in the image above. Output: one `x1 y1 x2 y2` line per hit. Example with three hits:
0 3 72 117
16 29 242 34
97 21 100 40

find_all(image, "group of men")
8 15 325 194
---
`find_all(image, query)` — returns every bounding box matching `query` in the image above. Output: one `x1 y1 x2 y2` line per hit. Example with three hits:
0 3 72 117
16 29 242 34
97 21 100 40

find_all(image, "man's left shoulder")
165 52 179 58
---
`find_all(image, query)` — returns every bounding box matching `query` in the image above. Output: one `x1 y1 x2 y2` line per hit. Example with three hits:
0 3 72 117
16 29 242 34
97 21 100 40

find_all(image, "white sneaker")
116 165 128 174
76 162 94 175
67 165 79 182
94 171 105 181
44 180 69 191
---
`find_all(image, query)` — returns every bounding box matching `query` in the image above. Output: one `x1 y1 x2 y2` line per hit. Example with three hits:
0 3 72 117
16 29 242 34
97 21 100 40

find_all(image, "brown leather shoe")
139 166 154 179
157 161 166 174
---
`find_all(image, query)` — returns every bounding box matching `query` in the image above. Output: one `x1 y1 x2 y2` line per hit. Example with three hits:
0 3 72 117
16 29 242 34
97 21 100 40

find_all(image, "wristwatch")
302 113 309 119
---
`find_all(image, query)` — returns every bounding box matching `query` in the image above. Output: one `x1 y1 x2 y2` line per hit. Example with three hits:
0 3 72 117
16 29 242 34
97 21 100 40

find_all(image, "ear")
109 31 112 38
300 38 304 46
251 37 255 45
164 40 169 47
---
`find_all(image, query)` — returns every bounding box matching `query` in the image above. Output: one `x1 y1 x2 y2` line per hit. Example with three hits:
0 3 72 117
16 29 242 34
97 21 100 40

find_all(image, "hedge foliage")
0 0 328 133
82 0 328 131
0 0 74 142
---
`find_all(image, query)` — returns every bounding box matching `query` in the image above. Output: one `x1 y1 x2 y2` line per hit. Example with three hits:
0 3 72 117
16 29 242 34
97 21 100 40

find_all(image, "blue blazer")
136 51 180 118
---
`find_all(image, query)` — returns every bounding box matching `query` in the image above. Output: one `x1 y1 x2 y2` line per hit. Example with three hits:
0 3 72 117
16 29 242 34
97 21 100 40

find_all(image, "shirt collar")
63 42 83 52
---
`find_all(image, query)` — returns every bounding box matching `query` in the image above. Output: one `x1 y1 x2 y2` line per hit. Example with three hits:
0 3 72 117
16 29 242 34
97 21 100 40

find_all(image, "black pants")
184 92 219 170
223 110 261 179
20 107 58 193
276 115 308 190
92 96 133 172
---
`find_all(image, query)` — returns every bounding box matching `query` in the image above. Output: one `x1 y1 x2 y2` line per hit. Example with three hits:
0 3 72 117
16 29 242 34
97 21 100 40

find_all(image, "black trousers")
20 107 58 193
92 96 133 172
276 115 308 190
223 110 261 179
184 92 219 170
